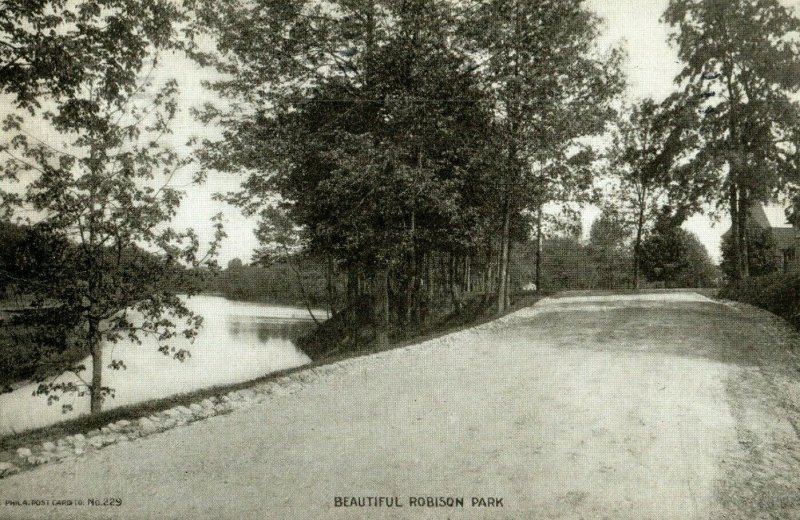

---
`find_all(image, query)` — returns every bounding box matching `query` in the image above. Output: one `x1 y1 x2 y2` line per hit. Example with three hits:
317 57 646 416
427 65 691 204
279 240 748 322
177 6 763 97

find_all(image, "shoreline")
0 291 545 477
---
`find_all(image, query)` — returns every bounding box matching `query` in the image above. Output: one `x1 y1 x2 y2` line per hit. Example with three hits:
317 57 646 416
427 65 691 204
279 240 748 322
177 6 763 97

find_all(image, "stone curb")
0 312 513 480
0 368 328 479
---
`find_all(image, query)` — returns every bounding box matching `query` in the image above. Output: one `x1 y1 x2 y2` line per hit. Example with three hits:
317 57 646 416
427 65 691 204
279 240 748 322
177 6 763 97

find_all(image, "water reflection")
0 295 323 435
229 317 317 343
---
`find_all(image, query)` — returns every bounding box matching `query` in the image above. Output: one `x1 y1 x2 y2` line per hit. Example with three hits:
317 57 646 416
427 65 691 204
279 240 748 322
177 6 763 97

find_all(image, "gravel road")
1 292 799 519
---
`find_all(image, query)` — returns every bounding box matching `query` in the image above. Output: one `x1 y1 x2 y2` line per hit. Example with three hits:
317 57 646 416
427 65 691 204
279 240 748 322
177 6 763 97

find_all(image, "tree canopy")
0 0 185 112
663 0 800 279
0 0 222 414
191 0 624 347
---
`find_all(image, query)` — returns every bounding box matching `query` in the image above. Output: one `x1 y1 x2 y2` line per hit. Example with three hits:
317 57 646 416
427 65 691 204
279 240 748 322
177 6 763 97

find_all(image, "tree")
589 210 631 252
457 0 625 312
606 98 710 288
720 225 778 280
663 0 800 280
227 258 244 270
588 210 633 289
0 2 223 414
639 212 718 287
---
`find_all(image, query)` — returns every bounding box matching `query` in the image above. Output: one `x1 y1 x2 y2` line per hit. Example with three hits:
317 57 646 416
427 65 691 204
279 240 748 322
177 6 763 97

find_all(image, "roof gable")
750 204 773 229
721 204 798 247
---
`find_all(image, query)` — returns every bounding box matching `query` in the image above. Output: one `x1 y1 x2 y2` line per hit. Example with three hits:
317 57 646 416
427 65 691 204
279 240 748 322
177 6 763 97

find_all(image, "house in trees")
722 204 800 274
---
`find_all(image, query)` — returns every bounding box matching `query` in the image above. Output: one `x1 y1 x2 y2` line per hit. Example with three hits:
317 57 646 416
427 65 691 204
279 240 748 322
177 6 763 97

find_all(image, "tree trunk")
375 268 389 349
497 203 511 314
729 183 743 280
738 190 750 278
285 251 320 326
405 212 416 327
449 255 463 313
425 253 433 325
535 206 543 290
346 268 358 305
326 254 335 319
633 208 645 290
505 246 512 309
412 252 423 327
89 319 103 414
465 255 471 293
485 237 495 294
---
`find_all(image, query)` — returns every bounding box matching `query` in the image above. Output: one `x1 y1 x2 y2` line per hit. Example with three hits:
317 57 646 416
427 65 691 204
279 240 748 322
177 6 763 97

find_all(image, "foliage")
720 225 778 280
193 0 499 343
191 0 623 335
0 0 185 114
605 98 713 286
0 1 222 413
663 0 800 279
719 272 800 329
512 237 634 291
589 211 632 252
584 211 635 288
638 218 718 288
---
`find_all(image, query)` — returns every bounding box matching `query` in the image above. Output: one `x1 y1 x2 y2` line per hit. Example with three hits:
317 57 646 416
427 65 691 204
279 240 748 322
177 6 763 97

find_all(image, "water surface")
0 295 322 435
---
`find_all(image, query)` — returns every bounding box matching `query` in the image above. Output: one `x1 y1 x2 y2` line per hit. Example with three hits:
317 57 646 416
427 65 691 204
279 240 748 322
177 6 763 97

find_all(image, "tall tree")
719 224 778 279
639 211 718 288
606 98 709 288
663 0 800 280
0 1 223 414
457 0 624 312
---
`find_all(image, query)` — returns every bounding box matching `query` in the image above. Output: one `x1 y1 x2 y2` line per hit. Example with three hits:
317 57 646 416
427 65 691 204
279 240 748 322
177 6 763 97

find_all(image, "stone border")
0 304 529 480
0 366 335 479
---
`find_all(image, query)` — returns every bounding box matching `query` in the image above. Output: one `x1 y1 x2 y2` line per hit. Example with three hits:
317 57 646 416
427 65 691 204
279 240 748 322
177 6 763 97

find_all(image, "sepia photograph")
1 0 800 518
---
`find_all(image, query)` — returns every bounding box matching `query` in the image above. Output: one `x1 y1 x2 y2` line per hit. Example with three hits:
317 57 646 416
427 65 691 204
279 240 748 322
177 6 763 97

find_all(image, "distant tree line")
518 212 719 292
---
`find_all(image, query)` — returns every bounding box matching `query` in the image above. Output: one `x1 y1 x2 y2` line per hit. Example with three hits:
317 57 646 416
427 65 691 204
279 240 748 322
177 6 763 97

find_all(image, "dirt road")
1 292 799 519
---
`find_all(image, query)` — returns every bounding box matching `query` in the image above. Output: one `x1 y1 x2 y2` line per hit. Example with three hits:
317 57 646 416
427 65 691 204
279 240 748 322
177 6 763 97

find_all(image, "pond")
0 295 324 436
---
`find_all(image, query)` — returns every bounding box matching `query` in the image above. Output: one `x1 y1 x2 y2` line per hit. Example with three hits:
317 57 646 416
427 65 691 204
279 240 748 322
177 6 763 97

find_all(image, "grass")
554 287 720 299
0 290 547 455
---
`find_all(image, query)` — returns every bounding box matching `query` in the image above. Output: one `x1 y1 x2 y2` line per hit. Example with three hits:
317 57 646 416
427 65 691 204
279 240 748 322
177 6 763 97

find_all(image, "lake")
0 295 324 436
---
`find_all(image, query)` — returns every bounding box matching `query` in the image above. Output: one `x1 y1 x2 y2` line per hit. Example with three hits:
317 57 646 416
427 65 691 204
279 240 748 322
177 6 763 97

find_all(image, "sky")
4 0 800 265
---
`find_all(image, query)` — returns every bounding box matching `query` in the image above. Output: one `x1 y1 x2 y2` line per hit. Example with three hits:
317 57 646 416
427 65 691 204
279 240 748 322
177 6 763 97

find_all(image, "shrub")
718 273 800 328
639 226 719 288
720 225 778 280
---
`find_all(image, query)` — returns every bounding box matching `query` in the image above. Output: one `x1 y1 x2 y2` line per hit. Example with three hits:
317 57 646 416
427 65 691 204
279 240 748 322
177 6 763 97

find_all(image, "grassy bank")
553 287 720 299
0 290 546 455
718 273 800 329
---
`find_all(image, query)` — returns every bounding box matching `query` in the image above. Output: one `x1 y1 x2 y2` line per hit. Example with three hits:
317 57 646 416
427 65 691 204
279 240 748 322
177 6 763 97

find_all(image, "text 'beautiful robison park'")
333 496 504 508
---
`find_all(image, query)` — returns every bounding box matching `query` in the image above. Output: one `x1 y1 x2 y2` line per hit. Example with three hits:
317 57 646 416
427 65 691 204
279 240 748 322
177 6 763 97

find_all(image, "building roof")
772 228 799 251
750 203 773 229
721 204 798 250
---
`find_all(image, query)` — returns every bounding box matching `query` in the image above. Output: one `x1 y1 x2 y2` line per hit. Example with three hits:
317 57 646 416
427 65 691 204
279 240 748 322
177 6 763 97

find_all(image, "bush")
639 226 719 288
720 225 778 280
0 317 82 392
718 273 800 329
